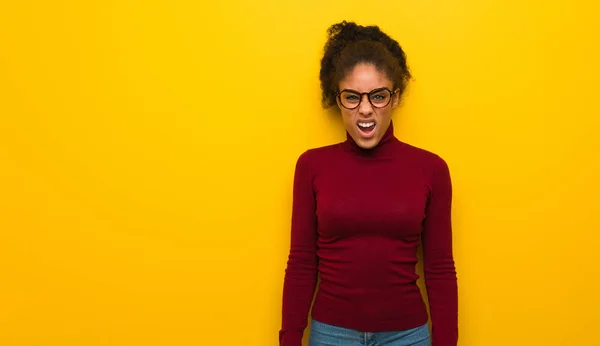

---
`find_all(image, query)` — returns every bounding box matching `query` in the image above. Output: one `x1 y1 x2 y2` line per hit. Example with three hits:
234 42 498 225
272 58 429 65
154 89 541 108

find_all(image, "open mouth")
357 121 376 135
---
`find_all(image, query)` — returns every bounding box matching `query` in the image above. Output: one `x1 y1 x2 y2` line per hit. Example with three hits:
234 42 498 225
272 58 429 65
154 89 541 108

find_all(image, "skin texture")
336 63 400 149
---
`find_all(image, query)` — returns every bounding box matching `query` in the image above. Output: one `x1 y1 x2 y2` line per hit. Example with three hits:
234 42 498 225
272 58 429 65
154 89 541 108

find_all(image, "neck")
343 120 398 158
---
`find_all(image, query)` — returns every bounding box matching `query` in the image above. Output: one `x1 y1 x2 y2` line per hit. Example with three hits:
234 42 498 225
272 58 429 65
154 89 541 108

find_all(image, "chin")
355 136 379 149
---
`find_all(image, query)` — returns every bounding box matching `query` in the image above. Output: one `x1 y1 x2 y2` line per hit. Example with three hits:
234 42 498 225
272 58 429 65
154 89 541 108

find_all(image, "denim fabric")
309 319 431 346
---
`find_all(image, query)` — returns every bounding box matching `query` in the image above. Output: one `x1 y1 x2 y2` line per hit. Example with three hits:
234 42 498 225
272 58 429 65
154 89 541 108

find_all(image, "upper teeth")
358 122 375 128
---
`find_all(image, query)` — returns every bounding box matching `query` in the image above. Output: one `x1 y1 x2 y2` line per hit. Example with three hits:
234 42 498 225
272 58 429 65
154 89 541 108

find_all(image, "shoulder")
292 143 342 181
398 141 450 179
399 141 447 165
295 142 342 166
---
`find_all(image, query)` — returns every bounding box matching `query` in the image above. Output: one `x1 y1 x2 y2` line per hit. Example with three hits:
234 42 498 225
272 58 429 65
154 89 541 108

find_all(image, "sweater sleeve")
421 157 458 346
279 151 319 346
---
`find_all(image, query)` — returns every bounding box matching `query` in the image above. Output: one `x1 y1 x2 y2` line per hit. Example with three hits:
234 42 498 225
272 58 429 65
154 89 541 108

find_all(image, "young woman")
280 21 458 346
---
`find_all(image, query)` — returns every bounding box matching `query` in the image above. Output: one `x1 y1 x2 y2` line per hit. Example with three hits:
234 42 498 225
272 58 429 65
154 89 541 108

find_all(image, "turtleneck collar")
342 120 399 159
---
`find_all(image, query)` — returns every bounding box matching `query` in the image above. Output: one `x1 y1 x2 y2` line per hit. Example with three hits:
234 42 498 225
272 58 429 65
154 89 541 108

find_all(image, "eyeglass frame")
336 87 398 110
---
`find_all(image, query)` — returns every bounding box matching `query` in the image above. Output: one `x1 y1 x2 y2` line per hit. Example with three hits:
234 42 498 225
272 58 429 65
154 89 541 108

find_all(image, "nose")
358 94 373 116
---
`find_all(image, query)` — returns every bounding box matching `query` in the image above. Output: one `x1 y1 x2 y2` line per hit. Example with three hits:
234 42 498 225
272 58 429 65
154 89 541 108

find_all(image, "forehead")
339 63 393 92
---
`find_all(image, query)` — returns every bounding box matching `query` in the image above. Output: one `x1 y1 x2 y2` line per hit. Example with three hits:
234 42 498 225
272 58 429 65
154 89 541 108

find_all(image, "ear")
391 89 401 109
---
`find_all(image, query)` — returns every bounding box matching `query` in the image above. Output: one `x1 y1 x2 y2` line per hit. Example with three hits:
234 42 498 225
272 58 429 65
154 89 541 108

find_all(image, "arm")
279 151 319 346
421 157 458 346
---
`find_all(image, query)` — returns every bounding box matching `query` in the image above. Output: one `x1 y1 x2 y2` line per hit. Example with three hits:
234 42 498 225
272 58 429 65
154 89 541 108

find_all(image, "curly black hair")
319 21 412 108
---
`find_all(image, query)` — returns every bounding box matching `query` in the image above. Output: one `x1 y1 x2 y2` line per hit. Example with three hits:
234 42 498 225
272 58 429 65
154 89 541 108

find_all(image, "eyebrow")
341 87 389 94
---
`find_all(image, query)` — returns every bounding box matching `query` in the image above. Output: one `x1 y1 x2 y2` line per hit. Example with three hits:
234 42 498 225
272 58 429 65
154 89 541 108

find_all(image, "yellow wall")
1 1 599 345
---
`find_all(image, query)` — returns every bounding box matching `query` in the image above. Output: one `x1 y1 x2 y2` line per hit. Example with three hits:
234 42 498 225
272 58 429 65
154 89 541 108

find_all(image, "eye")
340 91 361 103
370 90 390 105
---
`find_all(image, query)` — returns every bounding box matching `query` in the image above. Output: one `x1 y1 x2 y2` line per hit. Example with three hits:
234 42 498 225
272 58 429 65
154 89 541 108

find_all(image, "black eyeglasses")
337 87 396 110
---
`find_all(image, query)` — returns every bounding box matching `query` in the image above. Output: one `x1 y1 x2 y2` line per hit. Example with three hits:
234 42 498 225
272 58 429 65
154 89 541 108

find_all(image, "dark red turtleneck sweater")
279 121 458 346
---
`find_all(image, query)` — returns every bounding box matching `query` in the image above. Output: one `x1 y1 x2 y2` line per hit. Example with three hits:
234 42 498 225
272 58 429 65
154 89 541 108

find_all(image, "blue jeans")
308 319 431 346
